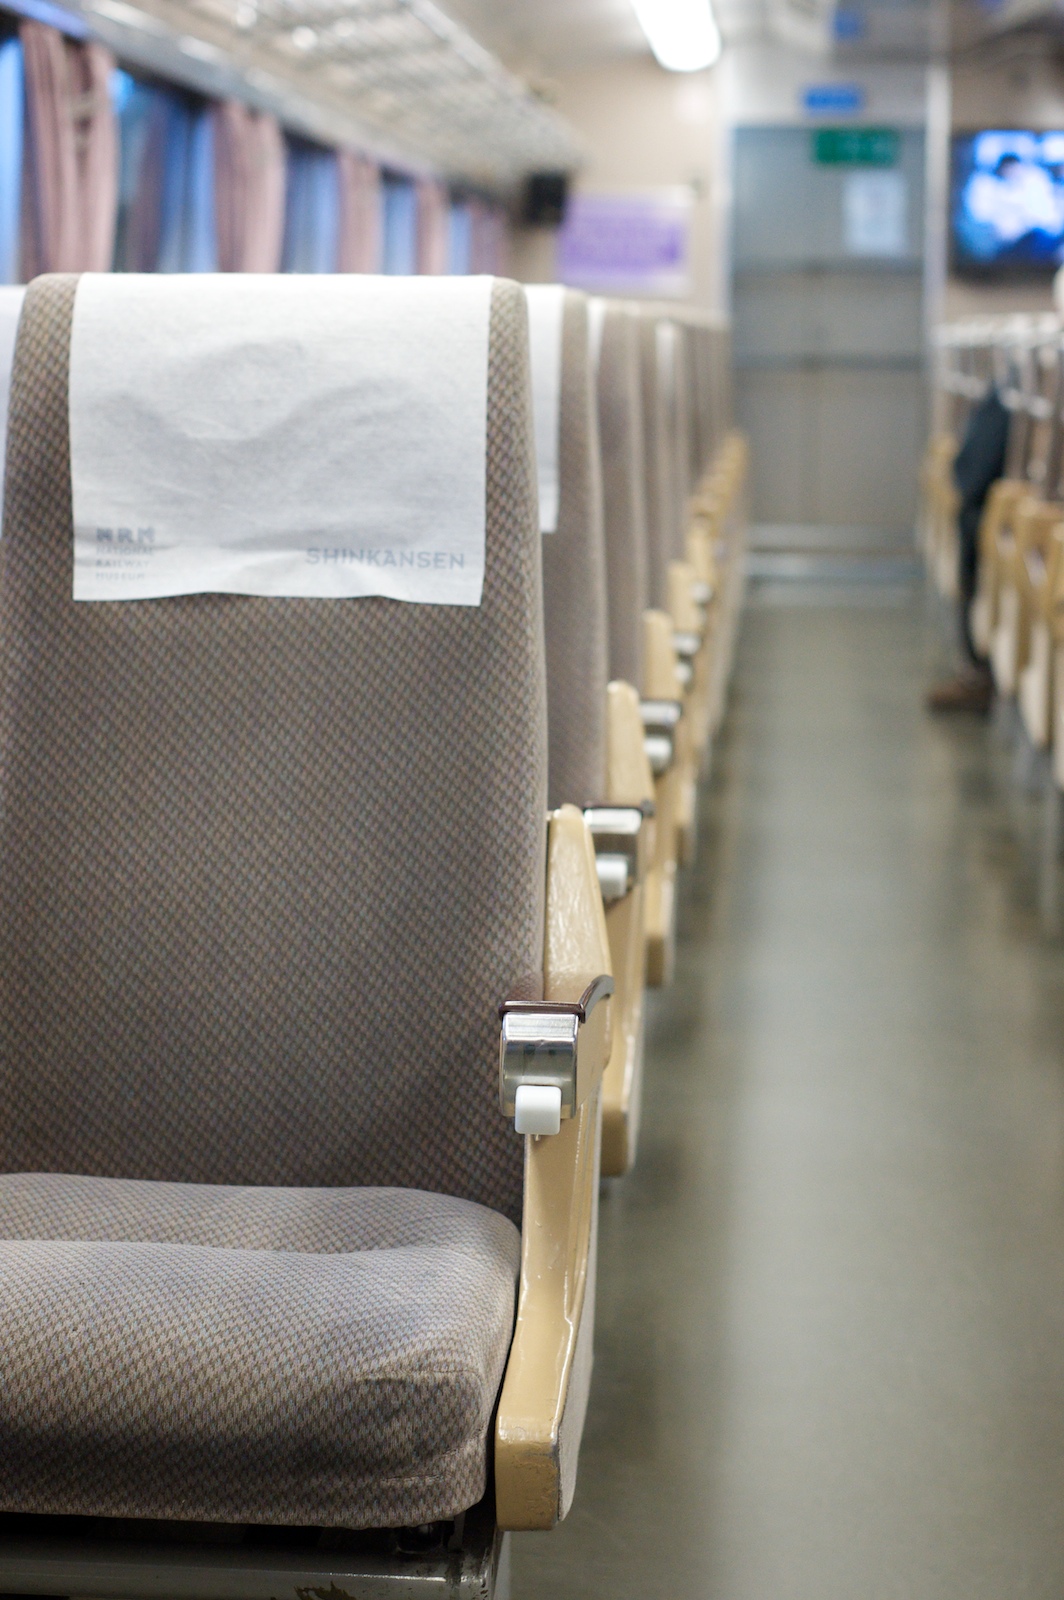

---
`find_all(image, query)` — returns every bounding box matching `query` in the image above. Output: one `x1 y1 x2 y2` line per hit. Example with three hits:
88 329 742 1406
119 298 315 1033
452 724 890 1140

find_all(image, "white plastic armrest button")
644 733 672 775
640 699 682 775
595 852 630 902
514 1083 562 1136
693 580 714 606
583 805 648 901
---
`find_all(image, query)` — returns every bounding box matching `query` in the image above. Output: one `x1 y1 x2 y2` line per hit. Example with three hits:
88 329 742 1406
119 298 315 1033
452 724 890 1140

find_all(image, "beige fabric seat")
532 290 652 1175
638 310 679 617
634 310 690 981
596 301 648 694
0 1175 519 1526
541 288 609 810
0 274 552 1536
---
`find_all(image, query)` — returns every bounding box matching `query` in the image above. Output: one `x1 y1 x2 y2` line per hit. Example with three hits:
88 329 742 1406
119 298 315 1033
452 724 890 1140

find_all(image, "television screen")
952 130 1064 275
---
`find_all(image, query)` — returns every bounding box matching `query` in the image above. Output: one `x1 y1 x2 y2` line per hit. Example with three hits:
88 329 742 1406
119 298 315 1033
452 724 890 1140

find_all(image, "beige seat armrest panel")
643 607 684 702
495 805 612 1530
668 558 704 637
688 523 719 597
605 680 655 810
976 478 1027 641
1012 501 1060 696
665 560 701 865
601 881 646 1174
641 607 682 985
1050 526 1064 639
601 681 653 1175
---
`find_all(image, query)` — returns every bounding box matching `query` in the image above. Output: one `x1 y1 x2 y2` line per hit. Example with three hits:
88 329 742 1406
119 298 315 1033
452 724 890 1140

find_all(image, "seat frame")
0 1496 509 1599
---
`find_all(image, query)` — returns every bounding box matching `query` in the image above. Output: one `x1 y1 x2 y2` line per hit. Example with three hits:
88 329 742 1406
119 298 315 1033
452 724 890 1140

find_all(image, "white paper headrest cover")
69 273 494 604
525 284 566 534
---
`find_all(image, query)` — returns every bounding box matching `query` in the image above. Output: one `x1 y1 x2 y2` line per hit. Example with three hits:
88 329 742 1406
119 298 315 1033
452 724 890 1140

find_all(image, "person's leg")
927 500 993 712
957 501 986 667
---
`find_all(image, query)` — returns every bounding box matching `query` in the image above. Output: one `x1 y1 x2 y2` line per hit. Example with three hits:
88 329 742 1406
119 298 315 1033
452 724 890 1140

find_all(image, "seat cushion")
0 1174 520 1529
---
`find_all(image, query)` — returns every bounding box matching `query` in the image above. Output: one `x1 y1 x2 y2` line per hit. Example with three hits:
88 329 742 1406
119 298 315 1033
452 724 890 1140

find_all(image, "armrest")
1019 500 1062 561
605 680 655 808
981 480 1027 572
1049 527 1064 636
499 976 613 1130
643 608 682 700
687 523 718 607
640 697 682 776
495 803 613 1531
575 681 657 903
668 558 704 638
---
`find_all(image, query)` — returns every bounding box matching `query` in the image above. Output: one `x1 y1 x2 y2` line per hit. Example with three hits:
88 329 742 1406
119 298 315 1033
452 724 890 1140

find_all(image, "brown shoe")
926 670 994 714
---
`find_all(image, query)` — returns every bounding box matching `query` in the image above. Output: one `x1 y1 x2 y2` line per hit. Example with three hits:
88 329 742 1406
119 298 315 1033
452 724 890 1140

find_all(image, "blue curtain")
447 201 472 275
114 75 217 272
381 176 417 274
0 37 23 284
183 107 217 272
282 138 339 273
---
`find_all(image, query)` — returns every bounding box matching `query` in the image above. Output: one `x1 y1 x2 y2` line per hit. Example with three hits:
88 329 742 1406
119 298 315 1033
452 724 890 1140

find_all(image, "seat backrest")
0 273 546 1227
528 286 608 811
639 310 676 612
595 300 648 693
669 318 693 533
682 318 708 494
0 286 24 516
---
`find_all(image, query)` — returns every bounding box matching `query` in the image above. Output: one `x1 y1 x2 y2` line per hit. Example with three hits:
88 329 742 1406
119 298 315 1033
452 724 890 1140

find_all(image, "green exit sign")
813 128 899 166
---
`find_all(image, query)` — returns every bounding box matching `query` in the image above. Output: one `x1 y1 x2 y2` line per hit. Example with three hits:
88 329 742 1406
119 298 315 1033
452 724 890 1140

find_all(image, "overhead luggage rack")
57 0 581 186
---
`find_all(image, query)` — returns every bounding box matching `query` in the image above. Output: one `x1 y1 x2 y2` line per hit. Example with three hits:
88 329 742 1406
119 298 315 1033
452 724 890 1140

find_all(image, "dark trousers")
958 502 985 668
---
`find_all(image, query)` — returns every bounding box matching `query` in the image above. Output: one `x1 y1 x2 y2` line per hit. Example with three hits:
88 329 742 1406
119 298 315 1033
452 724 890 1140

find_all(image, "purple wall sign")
557 191 693 298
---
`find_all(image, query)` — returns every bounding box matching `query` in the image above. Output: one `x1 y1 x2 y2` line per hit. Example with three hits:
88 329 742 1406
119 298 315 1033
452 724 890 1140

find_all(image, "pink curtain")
468 200 508 276
213 100 285 273
75 41 119 272
20 22 118 276
415 178 448 275
337 151 381 273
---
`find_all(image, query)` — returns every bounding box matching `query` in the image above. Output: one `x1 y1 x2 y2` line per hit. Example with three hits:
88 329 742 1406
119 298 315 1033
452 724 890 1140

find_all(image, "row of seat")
0 270 745 1600
924 312 1064 768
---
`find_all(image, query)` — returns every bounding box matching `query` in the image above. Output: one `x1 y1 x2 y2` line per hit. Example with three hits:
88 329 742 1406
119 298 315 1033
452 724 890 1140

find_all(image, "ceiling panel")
437 0 649 76
79 0 582 183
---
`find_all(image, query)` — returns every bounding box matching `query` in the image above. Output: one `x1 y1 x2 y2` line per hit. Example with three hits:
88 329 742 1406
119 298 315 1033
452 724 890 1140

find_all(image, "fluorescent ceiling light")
630 0 722 71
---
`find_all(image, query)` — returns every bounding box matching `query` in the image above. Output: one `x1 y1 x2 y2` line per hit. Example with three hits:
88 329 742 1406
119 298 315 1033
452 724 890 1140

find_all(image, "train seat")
637 310 689 980
0 285 25 516
1015 508 1064 747
527 285 652 1178
594 299 647 696
592 297 660 1171
971 478 1026 666
0 272 612 1597
526 284 609 814
990 496 1060 697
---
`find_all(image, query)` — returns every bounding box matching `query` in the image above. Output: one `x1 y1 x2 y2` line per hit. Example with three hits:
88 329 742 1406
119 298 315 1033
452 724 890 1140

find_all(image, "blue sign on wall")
802 83 867 116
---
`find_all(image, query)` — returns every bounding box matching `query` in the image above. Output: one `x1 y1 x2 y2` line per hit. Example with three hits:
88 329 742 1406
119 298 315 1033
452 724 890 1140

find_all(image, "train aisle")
514 585 1064 1600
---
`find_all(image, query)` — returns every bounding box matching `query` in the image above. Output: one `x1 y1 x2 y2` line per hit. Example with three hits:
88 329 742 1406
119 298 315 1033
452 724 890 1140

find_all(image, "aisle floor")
513 588 1064 1599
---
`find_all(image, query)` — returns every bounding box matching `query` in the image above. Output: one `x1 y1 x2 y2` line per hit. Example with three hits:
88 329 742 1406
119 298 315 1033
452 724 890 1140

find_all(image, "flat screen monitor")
952 130 1064 276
